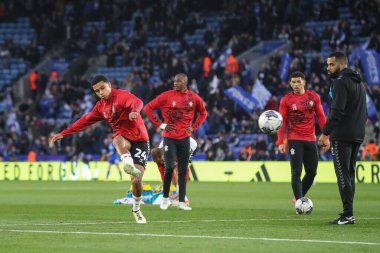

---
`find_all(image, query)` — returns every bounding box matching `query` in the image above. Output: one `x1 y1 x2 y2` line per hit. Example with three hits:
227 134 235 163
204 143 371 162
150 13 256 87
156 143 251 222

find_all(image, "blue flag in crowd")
212 47 232 69
366 93 378 122
278 52 292 81
224 85 259 113
349 47 361 68
359 49 380 87
251 79 271 109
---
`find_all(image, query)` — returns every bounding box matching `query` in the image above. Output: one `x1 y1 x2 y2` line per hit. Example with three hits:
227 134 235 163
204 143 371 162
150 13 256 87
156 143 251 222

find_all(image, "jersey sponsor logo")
290 148 295 155
166 108 183 123
102 103 119 121
288 111 305 126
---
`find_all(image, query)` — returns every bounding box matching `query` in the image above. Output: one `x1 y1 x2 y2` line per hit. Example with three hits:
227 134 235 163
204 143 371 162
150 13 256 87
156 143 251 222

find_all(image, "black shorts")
130 141 150 167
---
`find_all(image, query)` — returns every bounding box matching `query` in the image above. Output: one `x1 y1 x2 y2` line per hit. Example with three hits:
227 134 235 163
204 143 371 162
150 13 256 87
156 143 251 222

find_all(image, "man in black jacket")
318 52 367 225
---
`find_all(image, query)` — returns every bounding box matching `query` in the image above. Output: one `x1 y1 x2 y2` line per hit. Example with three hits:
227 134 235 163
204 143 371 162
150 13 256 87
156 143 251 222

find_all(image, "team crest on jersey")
290 148 295 155
172 101 176 107
189 101 193 107
102 104 117 119
164 145 168 151
309 101 314 107
292 104 297 111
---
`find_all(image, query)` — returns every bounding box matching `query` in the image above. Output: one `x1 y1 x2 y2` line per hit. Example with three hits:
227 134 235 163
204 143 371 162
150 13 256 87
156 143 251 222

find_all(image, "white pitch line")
0 217 379 227
0 229 379 246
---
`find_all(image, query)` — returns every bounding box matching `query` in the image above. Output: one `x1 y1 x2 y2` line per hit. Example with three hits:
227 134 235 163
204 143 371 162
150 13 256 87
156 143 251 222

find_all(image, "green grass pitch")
0 181 379 253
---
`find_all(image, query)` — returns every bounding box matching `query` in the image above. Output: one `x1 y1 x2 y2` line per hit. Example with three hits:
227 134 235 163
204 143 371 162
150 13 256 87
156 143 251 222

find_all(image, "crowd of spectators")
1 0 380 162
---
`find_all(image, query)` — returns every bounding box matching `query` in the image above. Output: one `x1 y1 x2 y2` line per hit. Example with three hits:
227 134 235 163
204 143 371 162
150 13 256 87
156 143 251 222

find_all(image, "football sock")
121 153 134 166
132 195 142 212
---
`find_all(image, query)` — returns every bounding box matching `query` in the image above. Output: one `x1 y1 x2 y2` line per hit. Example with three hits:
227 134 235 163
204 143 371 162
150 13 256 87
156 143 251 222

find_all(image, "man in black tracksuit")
318 52 367 225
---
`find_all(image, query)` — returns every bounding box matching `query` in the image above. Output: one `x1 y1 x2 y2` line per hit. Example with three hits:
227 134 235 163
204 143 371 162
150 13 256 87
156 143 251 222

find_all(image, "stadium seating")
1 0 379 162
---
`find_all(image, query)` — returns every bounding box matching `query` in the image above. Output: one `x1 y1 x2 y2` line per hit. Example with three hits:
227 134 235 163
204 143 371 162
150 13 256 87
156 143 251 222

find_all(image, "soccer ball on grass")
295 197 313 214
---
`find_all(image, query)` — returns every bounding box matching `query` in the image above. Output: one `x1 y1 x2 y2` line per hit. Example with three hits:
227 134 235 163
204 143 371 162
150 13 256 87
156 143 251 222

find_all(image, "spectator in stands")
361 140 378 161
29 71 39 100
27 149 37 162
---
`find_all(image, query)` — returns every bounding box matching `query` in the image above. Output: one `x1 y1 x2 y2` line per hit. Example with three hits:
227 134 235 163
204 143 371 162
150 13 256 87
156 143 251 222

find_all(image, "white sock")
132 195 142 212
121 153 134 166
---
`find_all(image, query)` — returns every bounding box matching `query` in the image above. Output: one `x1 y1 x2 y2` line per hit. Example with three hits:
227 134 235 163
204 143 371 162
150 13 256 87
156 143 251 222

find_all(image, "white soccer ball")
295 197 313 214
258 110 283 134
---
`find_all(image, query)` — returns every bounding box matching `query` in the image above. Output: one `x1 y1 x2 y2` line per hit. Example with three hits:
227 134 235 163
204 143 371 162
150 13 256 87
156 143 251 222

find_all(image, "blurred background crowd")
1 0 380 162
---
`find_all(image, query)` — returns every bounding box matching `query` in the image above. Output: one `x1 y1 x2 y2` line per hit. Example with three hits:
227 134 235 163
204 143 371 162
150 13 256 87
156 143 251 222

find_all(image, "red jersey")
277 90 326 144
144 89 207 140
156 161 190 182
61 89 149 142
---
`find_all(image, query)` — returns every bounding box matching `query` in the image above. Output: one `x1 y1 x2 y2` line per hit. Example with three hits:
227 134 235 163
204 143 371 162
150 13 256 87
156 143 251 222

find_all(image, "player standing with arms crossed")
50 75 149 224
144 73 207 211
277 71 329 212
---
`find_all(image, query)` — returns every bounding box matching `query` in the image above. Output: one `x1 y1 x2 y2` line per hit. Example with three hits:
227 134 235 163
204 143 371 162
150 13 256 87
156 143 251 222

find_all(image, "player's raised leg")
113 135 141 177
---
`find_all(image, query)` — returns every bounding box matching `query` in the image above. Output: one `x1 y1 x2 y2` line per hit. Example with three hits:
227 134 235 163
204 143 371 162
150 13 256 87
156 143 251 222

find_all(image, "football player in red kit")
277 71 330 213
50 75 149 224
144 73 207 211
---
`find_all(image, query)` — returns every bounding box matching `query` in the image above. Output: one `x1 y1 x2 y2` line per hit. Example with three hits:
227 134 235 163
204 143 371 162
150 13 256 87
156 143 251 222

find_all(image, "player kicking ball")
50 75 150 224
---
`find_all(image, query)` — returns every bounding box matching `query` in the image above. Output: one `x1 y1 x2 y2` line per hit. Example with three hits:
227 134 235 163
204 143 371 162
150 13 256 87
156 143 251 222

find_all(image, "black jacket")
322 68 367 143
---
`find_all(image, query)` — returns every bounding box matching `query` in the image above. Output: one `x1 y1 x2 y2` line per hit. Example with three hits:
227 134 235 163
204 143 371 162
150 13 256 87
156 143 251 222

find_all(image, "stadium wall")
0 162 379 183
